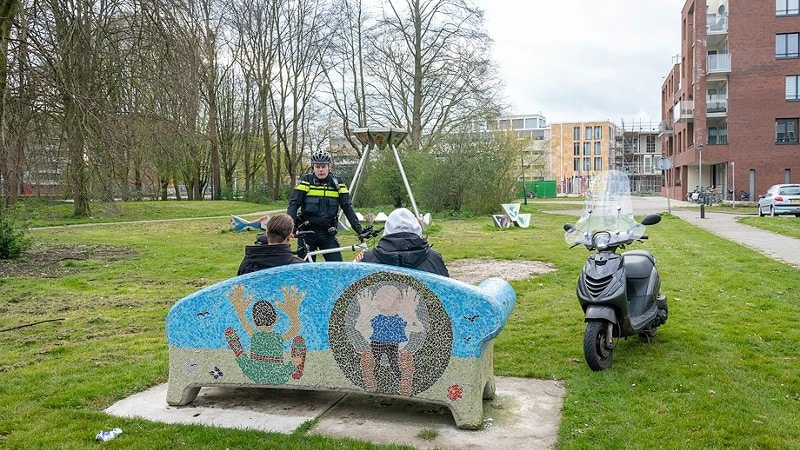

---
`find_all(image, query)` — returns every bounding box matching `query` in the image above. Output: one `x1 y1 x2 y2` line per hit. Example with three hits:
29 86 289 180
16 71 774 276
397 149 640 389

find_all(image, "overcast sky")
475 0 687 126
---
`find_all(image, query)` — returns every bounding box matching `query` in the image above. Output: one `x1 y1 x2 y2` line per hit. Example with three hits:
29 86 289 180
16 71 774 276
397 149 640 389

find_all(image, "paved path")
669 208 800 269
554 196 800 269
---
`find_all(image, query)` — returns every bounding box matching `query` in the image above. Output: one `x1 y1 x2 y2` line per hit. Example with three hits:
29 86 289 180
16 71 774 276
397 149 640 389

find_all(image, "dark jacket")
360 232 449 277
287 173 362 234
237 243 304 275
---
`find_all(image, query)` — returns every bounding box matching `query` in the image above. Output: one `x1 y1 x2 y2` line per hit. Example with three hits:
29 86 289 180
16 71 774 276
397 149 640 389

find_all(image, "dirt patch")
448 259 556 284
0 244 136 278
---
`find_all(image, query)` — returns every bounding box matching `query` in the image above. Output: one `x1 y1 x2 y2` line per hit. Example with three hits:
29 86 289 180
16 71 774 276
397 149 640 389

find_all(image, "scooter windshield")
564 170 645 246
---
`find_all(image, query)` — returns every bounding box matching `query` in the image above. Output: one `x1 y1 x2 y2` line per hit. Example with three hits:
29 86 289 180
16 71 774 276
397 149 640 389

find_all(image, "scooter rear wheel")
584 320 613 371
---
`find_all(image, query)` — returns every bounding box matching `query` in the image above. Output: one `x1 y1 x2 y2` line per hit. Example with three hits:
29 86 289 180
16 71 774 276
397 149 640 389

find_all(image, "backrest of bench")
167 262 515 361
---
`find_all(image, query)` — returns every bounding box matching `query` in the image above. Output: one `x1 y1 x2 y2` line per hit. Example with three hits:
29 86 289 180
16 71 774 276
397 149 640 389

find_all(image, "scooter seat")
623 250 656 279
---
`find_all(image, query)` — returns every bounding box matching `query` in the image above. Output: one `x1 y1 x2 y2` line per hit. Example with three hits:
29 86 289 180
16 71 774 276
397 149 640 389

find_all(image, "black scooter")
564 214 668 371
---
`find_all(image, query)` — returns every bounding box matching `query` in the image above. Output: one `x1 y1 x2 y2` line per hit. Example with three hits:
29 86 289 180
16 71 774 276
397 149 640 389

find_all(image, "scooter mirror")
563 223 575 232
640 214 662 226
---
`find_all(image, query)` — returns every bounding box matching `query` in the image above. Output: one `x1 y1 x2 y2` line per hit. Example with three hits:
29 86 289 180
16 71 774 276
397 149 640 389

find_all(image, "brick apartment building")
660 0 800 201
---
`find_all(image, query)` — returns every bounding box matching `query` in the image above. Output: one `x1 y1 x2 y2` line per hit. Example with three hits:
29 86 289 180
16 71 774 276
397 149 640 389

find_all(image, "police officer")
287 150 363 261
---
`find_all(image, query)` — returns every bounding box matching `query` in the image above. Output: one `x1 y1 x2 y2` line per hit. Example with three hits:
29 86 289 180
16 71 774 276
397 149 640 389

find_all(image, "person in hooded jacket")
237 213 305 275
357 208 449 277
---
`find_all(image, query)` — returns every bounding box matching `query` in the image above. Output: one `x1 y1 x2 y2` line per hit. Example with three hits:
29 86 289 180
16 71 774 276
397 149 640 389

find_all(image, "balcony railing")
707 53 731 73
706 99 728 114
673 100 694 123
707 13 728 33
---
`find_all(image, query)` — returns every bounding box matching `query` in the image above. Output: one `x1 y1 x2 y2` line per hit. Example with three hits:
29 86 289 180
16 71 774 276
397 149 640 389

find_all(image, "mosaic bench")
165 262 516 429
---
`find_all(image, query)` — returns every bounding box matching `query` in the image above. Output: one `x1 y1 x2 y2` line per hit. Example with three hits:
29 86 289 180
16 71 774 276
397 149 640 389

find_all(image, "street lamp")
697 144 704 191
730 161 735 208
698 144 704 218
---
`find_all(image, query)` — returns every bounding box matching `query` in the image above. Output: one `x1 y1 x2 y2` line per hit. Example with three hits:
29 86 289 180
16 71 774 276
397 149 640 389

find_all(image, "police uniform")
287 172 362 261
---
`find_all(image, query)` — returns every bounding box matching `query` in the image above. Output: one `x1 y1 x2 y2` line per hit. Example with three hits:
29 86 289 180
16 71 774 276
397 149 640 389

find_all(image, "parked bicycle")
687 186 721 205
728 189 750 202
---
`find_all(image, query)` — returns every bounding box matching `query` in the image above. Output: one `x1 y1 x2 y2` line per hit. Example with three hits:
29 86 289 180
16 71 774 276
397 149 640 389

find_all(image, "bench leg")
166 384 201 406
450 387 485 430
483 376 496 400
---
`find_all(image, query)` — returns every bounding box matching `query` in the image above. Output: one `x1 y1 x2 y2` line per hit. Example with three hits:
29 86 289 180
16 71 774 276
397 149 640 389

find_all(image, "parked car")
757 184 800 217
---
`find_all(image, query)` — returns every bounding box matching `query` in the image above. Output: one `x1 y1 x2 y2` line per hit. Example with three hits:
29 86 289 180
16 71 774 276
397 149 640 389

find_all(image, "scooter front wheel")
583 320 614 371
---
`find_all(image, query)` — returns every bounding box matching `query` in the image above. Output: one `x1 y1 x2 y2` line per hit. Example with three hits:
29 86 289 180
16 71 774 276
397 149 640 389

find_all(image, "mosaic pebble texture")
166 262 516 429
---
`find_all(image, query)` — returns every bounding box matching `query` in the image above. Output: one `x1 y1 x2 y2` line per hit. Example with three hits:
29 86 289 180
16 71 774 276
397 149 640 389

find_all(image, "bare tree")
229 0 278 199
197 0 224 200
371 0 503 150
24 0 118 216
216 69 246 196
270 0 334 190
1 0 23 209
322 0 370 155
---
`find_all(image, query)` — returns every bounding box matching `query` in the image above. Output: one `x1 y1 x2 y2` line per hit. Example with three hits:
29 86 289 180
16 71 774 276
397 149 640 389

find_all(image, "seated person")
237 213 305 275
357 208 449 277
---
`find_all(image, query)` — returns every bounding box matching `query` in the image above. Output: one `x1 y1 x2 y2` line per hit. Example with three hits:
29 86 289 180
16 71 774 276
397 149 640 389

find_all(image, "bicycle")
294 222 382 262
728 189 750 202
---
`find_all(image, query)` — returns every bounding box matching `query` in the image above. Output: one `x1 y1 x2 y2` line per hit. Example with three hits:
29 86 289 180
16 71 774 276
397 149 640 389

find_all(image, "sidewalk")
106 377 565 449
632 197 800 269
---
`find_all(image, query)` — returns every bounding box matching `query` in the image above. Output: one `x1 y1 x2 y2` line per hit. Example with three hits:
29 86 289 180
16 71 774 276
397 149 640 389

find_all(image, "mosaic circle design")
329 272 452 396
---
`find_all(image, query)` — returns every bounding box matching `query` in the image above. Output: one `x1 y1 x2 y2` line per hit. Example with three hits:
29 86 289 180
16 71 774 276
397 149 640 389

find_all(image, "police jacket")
237 243 304 276
359 232 449 277
287 173 362 233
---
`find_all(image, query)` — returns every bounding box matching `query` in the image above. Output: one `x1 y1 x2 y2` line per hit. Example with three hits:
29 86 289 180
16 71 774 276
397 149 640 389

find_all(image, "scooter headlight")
592 231 611 250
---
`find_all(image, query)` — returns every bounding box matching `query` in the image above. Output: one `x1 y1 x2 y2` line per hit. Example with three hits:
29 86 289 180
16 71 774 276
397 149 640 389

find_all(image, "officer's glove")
356 226 372 242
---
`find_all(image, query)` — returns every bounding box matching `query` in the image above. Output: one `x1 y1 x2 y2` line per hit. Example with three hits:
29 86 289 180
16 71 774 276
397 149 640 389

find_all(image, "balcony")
707 53 731 74
707 13 728 47
673 100 694 123
658 121 673 137
707 13 728 33
706 98 727 116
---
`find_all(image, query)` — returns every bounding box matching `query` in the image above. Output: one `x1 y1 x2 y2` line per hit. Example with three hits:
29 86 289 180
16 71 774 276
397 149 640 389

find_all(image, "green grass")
1 202 799 448
14 198 285 227
738 216 800 239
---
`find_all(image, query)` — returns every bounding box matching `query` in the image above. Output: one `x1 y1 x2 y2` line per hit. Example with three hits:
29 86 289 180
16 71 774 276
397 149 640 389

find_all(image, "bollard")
700 202 705 218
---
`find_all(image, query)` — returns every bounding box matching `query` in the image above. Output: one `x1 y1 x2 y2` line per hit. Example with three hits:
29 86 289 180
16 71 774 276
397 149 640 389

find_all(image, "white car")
757 184 800 217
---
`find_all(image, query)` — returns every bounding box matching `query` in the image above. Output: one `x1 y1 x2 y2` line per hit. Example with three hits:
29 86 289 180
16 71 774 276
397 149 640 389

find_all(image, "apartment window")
787 75 800 100
776 0 800 16
583 157 591 171
594 141 601 155
574 158 580 171
593 157 602 171
573 142 580 156
585 127 592 140
776 33 799 58
646 135 657 152
583 142 591 155
708 126 729 144
573 127 580 140
776 118 799 143
709 127 719 144
594 126 602 139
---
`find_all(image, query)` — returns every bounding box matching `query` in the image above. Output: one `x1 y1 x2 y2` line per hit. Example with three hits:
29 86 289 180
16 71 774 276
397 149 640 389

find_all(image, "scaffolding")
612 120 663 194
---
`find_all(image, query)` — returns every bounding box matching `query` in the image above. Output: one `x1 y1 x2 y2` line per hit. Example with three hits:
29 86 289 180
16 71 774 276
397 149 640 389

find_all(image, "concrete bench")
165 262 516 429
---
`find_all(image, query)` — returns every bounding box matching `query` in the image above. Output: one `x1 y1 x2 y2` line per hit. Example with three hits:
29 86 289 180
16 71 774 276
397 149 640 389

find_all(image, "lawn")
1 200 798 449
738 215 800 239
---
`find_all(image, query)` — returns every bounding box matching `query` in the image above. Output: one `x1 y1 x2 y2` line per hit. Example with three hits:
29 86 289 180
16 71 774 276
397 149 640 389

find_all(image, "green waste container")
532 180 556 198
